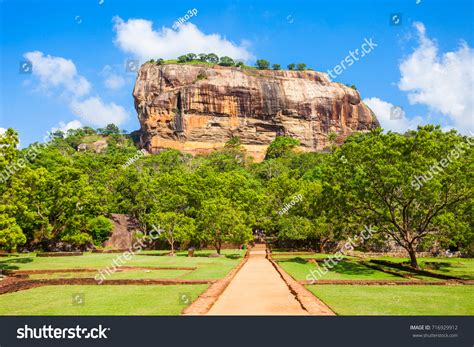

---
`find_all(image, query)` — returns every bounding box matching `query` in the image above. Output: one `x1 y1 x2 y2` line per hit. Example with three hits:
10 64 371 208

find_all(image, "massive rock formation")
133 63 379 161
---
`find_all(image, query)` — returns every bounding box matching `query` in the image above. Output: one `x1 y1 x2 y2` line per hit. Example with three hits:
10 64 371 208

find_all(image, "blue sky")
1 0 473 146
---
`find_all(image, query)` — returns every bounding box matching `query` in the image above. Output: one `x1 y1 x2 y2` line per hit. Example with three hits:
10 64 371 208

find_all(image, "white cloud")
364 97 425 133
70 97 129 127
104 74 126 90
398 22 474 132
0 128 6 136
112 16 254 62
24 51 91 98
23 51 130 128
51 120 83 134
101 65 126 90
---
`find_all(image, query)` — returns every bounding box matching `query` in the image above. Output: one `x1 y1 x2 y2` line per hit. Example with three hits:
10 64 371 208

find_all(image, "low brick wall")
36 252 83 257
299 279 474 285
267 255 335 315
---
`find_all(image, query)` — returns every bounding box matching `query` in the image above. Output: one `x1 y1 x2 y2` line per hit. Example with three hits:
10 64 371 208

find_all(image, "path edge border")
182 250 249 315
267 254 336 316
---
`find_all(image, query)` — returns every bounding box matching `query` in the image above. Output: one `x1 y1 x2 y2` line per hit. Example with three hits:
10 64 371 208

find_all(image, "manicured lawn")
0 285 208 315
0 249 245 280
273 253 337 259
274 254 471 281
374 257 474 280
0 250 244 315
277 258 405 281
307 285 474 315
28 269 190 280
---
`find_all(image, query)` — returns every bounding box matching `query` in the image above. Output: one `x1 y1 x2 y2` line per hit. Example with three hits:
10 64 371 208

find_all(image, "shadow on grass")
420 261 452 271
329 261 379 276
0 257 34 270
224 254 242 260
278 257 308 264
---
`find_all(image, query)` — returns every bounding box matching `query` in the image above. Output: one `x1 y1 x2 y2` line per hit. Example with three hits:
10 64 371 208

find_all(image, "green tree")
296 63 307 71
255 59 270 70
88 216 113 246
99 124 120 135
278 215 312 241
272 64 281 70
225 136 242 149
198 198 252 254
177 55 187 63
329 126 473 268
146 211 195 254
185 53 197 61
218 56 235 66
287 63 296 70
265 136 300 159
0 128 19 170
0 208 26 252
206 53 219 63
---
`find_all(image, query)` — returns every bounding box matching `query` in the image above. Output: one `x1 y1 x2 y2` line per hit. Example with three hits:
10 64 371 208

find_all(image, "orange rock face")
133 63 379 161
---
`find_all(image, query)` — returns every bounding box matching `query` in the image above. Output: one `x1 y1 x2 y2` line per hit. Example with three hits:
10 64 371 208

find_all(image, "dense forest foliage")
0 125 472 268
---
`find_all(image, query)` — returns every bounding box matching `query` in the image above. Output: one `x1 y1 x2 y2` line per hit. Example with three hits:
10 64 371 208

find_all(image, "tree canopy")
0 125 472 264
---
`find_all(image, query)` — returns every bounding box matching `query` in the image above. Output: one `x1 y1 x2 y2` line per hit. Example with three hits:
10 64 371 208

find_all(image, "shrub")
88 216 113 245
196 70 208 81
265 136 300 159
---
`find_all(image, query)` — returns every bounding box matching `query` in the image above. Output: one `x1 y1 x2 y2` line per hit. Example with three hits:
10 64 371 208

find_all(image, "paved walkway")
207 245 308 315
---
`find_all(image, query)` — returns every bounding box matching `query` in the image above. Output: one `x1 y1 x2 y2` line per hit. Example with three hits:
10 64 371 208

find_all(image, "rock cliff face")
133 63 379 161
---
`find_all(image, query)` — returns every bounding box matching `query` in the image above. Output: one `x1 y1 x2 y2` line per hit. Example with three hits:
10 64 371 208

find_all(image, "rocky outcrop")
103 214 139 250
77 139 108 153
133 63 379 161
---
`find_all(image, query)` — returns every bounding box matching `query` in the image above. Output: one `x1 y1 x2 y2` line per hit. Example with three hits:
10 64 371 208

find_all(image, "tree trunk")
319 238 328 253
407 245 419 269
170 242 174 255
216 242 221 255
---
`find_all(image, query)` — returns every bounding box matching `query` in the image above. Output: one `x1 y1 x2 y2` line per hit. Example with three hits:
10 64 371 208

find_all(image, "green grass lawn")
0 285 208 315
0 249 244 280
28 269 191 280
0 250 244 315
307 285 474 315
277 258 406 281
274 253 472 281
373 257 474 280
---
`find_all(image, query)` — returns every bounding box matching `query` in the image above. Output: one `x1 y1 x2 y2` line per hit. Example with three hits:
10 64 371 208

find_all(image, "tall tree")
198 198 252 254
329 126 473 268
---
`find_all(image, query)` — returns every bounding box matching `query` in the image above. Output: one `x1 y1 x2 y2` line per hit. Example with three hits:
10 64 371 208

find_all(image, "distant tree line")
147 53 310 71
